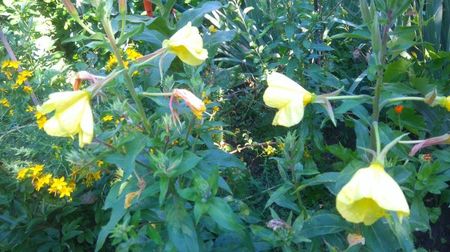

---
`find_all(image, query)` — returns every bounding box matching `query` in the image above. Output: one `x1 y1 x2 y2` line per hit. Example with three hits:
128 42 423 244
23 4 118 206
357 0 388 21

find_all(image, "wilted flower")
263 72 313 127
172 88 206 119
162 22 208 66
336 163 410 225
266 219 290 231
347 233 365 247
409 133 450 156
38 90 93 147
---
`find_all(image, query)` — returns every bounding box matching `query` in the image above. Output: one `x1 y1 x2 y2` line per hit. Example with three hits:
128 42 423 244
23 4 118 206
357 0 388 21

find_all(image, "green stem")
140 92 173 97
379 96 425 109
101 18 151 133
325 95 372 101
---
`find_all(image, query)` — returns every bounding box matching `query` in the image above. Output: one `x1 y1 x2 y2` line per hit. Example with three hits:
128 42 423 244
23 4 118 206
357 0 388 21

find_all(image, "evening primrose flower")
38 90 93 147
162 22 208 66
336 163 410 225
438 96 450 111
263 72 313 127
172 88 206 119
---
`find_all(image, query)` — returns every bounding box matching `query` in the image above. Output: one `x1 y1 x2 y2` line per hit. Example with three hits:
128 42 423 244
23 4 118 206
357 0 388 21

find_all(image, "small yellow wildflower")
48 176 67 196
23 86 33 94
34 173 52 191
15 70 33 86
16 168 30 180
1 60 20 69
203 97 212 105
0 98 10 108
212 106 220 113
26 105 35 112
35 111 47 129
30 164 44 180
263 144 276 156
8 109 14 116
105 55 118 71
125 47 143 61
208 25 218 33
96 160 104 167
59 184 74 198
102 115 113 122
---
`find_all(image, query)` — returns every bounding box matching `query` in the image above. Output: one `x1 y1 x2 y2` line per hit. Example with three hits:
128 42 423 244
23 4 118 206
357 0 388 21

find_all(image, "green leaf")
178 1 222 28
168 151 201 177
166 199 200 252
362 220 400 252
298 213 351 238
208 197 243 232
194 201 210 224
264 183 292 209
159 176 169 206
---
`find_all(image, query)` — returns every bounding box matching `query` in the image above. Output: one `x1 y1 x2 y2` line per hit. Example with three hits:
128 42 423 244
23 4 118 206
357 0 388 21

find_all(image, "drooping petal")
272 99 305 127
79 100 94 147
336 164 410 225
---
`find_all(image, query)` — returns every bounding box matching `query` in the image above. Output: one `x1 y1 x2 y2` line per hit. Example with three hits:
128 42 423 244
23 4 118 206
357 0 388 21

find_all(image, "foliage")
0 0 449 251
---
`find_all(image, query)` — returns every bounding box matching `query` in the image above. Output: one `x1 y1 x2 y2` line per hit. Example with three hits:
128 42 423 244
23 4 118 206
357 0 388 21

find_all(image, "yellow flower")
336 163 410 225
441 96 450 111
30 164 44 180
35 111 48 129
59 184 74 198
0 98 10 108
16 168 30 181
105 54 118 71
48 176 67 195
208 25 218 33
23 86 33 94
96 160 104 167
125 47 143 61
102 114 113 122
34 174 52 191
1 60 20 69
15 70 32 86
26 105 35 112
38 90 94 147
162 22 208 66
263 72 313 127
173 88 206 119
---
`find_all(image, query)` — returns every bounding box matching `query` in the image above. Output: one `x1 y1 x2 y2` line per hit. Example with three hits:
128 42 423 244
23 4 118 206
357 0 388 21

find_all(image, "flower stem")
101 18 151 133
140 92 173 97
379 96 425 109
325 95 372 101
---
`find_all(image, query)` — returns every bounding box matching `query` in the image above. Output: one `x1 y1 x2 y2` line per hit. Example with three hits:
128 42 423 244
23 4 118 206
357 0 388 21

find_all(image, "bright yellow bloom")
0 98 10 108
336 163 410 225
102 115 113 122
34 173 52 191
442 96 450 111
38 90 93 147
96 160 104 167
15 70 32 86
48 176 67 195
125 47 143 61
59 184 74 198
263 72 313 127
173 89 206 119
162 22 208 66
16 168 30 180
35 111 47 129
30 164 44 180
23 86 33 94
105 55 118 71
1 60 20 69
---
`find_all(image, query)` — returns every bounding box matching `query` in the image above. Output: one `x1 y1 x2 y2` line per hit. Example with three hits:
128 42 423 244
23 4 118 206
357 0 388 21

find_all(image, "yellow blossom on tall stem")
34 174 52 191
38 90 94 147
263 72 313 127
48 176 67 196
162 22 208 66
336 163 410 225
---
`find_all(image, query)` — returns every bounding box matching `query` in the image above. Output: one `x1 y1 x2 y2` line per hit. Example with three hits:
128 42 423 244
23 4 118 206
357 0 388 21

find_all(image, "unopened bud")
62 0 79 17
424 89 437 105
173 89 206 119
118 0 127 15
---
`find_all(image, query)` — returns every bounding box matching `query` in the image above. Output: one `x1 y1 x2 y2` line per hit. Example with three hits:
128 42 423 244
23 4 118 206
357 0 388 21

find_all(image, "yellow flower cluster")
0 98 10 108
13 70 33 89
263 144 277 156
35 111 47 129
1 60 20 79
105 47 143 72
16 164 75 199
84 170 102 187
102 114 113 122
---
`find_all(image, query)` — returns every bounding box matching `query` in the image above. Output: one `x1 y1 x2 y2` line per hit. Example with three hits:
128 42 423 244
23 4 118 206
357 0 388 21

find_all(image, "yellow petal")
163 22 208 66
446 96 450 112
79 100 94 147
336 164 410 225
272 99 305 127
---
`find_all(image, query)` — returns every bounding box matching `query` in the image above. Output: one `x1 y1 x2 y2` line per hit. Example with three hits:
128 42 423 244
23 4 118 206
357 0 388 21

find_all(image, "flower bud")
118 0 127 15
62 0 79 18
172 89 206 119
